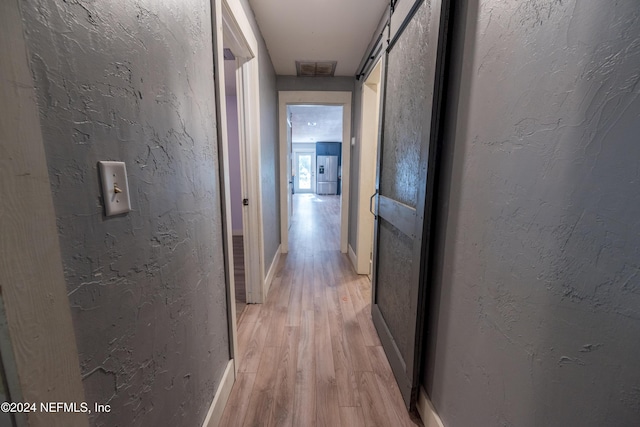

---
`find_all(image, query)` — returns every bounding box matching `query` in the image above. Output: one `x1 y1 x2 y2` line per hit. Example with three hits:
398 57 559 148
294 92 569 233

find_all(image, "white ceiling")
248 0 389 76
289 105 343 143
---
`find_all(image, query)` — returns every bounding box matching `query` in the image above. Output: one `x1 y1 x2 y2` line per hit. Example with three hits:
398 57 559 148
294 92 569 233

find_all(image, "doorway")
223 50 248 321
217 0 265 309
289 104 342 199
211 1 267 402
354 59 383 279
279 92 352 254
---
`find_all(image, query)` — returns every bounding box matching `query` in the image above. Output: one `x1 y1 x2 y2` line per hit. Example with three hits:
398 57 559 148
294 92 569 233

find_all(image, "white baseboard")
232 229 243 236
417 387 445 427
202 359 235 427
348 244 358 272
263 244 282 298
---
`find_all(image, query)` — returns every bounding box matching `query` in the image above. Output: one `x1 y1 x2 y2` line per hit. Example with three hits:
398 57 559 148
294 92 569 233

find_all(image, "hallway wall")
426 0 640 426
19 1 229 425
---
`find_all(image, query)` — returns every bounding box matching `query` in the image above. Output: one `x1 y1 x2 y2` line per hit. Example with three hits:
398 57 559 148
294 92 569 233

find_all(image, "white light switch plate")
98 161 131 216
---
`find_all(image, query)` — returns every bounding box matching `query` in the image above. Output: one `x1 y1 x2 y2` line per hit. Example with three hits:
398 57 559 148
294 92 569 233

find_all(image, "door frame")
211 0 265 378
286 114 293 227
231 53 265 306
279 91 352 253
353 58 384 276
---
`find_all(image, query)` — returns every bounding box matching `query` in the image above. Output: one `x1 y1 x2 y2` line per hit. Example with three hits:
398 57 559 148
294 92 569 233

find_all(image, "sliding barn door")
371 0 450 410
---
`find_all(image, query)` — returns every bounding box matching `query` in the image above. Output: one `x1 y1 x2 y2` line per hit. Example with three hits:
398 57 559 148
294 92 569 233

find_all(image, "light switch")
98 161 131 216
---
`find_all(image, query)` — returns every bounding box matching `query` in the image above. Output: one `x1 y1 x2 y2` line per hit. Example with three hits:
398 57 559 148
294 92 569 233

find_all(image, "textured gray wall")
425 0 640 426
241 0 281 273
20 1 229 425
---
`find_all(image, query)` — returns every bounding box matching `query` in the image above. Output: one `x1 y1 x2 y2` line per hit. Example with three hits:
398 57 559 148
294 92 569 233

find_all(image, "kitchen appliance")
316 155 338 195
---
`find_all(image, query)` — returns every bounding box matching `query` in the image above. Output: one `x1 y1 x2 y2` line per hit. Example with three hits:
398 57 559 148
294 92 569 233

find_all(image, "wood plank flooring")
234 235 246 321
221 194 421 427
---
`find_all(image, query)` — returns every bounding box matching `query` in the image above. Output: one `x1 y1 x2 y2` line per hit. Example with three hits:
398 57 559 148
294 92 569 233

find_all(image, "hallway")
4 0 640 425
220 194 418 426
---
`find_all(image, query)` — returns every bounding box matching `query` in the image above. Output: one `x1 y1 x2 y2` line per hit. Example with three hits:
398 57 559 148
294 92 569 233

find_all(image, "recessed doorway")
353 58 383 278
279 92 352 254
211 0 266 394
222 52 248 321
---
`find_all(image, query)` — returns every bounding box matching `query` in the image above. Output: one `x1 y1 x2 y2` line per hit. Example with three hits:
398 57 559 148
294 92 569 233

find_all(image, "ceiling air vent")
296 61 337 77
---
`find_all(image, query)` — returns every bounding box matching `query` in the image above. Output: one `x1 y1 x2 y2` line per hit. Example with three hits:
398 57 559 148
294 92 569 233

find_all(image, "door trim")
278 91 352 254
220 0 265 305
212 0 266 380
233 54 265 304
354 58 383 275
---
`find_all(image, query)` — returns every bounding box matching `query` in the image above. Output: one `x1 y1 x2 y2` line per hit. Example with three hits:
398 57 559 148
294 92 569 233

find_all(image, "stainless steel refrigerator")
316 155 338 195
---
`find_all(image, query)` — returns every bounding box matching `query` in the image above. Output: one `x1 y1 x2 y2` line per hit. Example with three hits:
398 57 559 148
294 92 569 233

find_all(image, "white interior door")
294 151 316 194
287 114 293 227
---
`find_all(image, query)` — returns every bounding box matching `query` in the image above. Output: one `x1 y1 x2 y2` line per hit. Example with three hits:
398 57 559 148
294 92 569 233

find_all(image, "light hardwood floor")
234 235 247 321
222 194 421 427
